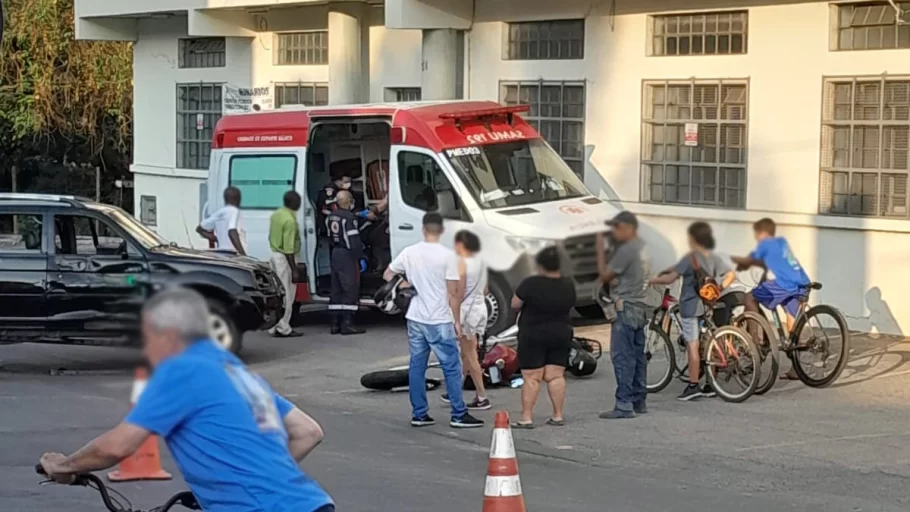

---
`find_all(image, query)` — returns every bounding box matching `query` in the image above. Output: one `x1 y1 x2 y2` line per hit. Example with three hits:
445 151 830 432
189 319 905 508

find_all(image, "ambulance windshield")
445 139 587 209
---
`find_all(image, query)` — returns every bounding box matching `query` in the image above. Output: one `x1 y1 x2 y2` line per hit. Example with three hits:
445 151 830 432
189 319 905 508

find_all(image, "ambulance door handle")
399 224 414 231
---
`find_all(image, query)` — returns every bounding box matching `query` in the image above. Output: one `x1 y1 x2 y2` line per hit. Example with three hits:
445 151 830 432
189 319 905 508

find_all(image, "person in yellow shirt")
268 191 303 338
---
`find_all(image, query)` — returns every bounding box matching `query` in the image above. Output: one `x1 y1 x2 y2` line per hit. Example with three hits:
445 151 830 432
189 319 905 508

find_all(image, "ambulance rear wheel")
485 275 515 337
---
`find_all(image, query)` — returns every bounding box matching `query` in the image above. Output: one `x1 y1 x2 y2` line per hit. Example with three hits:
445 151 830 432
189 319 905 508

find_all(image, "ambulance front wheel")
485 275 515 337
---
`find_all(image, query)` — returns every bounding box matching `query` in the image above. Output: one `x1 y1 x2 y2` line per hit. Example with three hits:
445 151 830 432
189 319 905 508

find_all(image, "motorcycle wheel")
360 369 441 391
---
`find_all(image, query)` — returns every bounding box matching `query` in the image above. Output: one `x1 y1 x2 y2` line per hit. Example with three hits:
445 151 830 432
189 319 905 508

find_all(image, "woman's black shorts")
518 333 570 370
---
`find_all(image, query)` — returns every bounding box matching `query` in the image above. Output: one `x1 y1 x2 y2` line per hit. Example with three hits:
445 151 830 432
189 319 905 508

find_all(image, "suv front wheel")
208 301 243 355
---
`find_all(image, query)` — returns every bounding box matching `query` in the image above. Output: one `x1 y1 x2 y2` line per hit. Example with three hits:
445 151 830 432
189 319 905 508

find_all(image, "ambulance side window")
397 151 466 220
229 155 298 209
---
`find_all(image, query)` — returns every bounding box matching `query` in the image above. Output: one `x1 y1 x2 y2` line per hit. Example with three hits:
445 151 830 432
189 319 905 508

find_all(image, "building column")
421 29 459 101
328 6 369 105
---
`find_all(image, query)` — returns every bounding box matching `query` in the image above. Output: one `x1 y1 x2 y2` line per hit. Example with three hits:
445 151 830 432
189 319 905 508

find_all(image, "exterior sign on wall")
684 123 699 146
223 85 274 115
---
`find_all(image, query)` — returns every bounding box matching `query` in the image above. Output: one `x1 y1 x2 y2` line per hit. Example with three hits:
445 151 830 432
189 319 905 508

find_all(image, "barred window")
386 88 422 102
176 83 223 170
276 31 329 65
178 38 226 68
500 81 585 176
835 2 910 50
651 11 748 56
642 80 748 208
274 83 329 107
504 20 585 60
820 77 910 218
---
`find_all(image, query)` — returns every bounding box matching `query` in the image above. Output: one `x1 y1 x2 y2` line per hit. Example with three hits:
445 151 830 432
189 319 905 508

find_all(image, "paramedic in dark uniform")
316 171 374 235
325 190 366 336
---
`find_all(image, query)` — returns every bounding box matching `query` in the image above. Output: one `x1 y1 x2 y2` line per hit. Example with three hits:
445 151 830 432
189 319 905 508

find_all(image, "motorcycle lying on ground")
360 325 603 391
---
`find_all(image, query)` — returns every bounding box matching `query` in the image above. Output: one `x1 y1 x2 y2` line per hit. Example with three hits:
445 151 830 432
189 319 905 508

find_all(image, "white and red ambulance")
206 101 618 334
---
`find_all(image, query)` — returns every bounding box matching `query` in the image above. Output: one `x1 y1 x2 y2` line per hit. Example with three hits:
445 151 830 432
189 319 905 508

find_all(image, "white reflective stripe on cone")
484 475 523 497
130 380 148 404
489 428 516 459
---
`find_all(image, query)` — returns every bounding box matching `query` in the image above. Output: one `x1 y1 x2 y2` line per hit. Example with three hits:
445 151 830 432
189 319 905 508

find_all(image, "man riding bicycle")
39 287 334 512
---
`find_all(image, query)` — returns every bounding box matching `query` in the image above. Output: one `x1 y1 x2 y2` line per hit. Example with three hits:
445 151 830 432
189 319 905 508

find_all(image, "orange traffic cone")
483 411 527 512
107 367 172 482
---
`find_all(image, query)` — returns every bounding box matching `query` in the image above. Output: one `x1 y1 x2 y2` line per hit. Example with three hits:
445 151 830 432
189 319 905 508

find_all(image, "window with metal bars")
274 83 329 107
388 88 422 102
641 80 748 208
820 77 910 218
504 20 585 60
275 31 329 65
650 11 748 56
178 38 226 69
835 2 910 50
176 83 223 170
500 81 586 176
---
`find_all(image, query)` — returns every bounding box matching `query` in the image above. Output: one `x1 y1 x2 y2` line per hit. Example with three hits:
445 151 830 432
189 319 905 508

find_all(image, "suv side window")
397 151 467 220
55 215 125 256
0 213 44 253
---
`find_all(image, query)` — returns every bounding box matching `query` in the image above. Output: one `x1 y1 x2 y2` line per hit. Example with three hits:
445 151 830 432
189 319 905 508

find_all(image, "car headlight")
505 236 557 253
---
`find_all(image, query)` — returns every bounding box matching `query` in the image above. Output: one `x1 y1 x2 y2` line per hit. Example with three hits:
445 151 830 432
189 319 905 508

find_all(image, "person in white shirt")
383 213 483 430
440 230 490 411
197 187 248 255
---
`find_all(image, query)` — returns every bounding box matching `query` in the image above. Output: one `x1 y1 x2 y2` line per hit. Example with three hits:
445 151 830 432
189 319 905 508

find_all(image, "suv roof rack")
0 193 92 207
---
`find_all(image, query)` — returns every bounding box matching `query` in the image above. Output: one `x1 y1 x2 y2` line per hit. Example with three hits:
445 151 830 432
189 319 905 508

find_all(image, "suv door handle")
57 260 86 271
399 224 414 231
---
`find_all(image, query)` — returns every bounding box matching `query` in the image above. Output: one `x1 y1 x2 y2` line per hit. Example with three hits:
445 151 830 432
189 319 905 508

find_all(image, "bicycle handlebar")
34 463 201 512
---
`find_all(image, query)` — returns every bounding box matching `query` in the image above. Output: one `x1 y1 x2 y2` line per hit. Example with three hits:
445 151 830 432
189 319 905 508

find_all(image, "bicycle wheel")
733 311 780 395
789 304 851 388
705 325 760 403
645 320 676 393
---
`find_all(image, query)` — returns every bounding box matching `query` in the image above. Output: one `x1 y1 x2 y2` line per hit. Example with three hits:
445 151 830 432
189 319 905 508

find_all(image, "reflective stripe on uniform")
327 304 359 311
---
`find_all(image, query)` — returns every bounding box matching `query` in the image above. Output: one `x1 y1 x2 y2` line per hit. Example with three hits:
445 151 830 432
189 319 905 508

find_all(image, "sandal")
546 418 565 427
779 370 800 380
511 421 535 430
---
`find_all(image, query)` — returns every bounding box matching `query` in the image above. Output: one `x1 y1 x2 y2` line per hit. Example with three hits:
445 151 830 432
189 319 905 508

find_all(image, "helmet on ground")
568 347 597 377
373 275 417 315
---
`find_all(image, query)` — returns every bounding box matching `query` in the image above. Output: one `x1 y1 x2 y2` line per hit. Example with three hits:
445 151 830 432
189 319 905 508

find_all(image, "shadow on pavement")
831 332 910 388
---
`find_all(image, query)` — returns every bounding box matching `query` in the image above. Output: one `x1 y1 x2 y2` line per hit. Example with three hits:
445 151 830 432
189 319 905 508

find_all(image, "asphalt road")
2 312 910 511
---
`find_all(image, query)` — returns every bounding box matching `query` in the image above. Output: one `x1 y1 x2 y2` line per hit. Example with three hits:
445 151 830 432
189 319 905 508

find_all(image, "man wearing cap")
595 211 651 419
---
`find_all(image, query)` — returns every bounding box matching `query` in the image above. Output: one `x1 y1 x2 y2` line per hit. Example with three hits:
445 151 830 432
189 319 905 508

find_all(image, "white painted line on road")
735 431 910 452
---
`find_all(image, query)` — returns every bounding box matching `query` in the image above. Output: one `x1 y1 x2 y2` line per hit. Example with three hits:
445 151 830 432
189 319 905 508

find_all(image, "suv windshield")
88 204 169 249
445 139 587 209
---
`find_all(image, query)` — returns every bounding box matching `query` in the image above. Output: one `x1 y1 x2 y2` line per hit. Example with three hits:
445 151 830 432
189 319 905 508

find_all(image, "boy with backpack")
649 222 736 401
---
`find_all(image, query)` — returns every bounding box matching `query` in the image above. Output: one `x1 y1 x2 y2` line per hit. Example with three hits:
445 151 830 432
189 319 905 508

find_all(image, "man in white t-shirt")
197 187 248 255
384 212 483 430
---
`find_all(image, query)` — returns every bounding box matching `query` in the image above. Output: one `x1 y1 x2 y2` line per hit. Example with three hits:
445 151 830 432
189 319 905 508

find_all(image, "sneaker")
450 413 484 428
410 415 436 427
701 384 717 398
467 397 492 410
439 394 451 404
677 383 703 402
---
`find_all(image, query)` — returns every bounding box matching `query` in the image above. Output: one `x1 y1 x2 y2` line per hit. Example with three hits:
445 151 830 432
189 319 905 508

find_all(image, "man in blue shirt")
39 287 334 512
733 217 811 335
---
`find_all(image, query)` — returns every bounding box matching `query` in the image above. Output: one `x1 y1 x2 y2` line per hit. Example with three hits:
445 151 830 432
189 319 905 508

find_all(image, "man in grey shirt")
595 211 650 419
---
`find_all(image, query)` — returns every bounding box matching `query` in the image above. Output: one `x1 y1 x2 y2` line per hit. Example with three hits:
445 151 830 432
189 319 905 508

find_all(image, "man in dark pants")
325 190 366 335
595 211 650 419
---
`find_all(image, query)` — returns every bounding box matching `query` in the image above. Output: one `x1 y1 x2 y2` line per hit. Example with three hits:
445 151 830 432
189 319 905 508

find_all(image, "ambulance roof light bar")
438 105 530 129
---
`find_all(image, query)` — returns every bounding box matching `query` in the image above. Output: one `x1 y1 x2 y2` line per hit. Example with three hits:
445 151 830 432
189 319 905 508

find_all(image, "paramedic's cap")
606 211 638 229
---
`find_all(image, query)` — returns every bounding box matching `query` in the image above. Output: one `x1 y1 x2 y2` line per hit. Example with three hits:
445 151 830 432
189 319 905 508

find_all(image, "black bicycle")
35 464 200 512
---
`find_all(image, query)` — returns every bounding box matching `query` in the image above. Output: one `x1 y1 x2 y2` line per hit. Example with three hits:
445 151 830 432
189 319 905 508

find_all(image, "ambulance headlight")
505 236 557 254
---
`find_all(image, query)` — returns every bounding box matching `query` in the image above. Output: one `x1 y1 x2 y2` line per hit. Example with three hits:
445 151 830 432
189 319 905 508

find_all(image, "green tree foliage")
0 0 133 206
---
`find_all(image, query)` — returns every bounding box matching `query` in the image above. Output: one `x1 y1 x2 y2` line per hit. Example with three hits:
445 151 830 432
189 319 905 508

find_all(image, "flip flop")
511 421 535 430
546 418 565 427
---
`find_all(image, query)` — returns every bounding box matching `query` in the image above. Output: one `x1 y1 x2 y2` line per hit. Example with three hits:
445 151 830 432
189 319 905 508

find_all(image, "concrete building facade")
76 0 910 335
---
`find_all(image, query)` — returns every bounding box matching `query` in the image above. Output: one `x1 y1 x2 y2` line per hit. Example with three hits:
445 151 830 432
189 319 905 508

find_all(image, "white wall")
130 9 422 245
465 0 910 334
